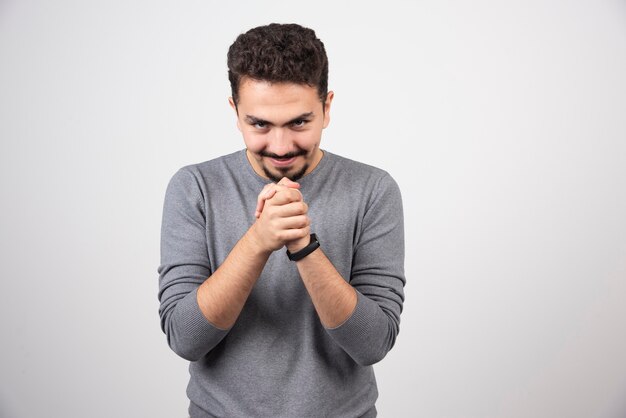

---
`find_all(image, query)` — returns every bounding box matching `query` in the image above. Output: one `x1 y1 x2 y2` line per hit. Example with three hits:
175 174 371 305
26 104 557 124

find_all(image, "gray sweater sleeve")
157 168 229 361
325 173 406 366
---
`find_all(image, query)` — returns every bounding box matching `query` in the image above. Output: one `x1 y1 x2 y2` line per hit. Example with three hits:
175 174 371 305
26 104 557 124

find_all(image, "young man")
158 23 405 418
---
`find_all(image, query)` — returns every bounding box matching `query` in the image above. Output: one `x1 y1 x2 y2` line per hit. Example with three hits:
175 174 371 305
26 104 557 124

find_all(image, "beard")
262 163 309 183
257 147 309 182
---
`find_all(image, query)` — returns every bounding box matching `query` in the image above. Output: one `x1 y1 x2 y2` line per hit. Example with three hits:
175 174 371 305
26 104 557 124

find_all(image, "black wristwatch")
286 234 320 261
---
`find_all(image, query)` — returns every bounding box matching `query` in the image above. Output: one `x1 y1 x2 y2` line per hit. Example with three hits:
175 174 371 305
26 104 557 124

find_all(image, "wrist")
245 223 273 257
286 234 320 261
286 235 310 253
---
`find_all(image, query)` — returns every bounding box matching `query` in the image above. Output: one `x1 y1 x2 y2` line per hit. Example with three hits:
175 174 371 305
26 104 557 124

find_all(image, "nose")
268 127 292 156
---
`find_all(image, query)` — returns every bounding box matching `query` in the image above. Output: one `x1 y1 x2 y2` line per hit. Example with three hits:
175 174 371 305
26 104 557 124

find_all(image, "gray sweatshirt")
157 149 405 417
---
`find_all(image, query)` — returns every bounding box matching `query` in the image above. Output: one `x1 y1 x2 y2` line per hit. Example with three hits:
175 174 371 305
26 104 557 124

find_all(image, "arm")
198 177 303 329
157 168 232 361
194 228 270 329
157 169 307 361
285 173 406 366
291 247 358 327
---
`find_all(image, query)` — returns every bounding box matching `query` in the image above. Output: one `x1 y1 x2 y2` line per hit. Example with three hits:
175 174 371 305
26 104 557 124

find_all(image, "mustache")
259 149 307 159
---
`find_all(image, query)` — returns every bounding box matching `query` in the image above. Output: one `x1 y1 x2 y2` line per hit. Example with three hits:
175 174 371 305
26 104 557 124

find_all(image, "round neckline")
239 148 333 187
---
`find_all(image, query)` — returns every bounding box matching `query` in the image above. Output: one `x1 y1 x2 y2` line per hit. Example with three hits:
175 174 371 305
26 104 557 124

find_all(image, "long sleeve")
324 172 406 366
157 168 229 361
155 150 403 416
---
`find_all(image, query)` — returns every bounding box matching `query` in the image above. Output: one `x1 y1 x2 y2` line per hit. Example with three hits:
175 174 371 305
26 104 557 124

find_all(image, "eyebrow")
244 112 314 127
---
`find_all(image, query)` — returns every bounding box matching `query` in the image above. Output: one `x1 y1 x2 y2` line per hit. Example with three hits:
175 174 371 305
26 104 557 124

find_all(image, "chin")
263 164 309 183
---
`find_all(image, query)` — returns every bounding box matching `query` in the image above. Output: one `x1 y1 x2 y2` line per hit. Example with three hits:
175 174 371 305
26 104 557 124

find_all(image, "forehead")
237 78 321 116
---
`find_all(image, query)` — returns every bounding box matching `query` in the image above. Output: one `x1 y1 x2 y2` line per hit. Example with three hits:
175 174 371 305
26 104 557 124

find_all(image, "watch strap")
286 234 320 261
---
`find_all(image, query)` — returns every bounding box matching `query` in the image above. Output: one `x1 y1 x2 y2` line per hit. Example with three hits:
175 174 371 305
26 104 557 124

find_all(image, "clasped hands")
251 177 311 255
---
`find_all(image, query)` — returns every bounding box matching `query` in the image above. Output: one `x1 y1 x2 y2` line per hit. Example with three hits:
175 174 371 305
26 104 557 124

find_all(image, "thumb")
278 177 300 189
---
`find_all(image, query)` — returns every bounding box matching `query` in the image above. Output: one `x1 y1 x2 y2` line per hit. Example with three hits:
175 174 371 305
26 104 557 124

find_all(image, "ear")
322 91 334 129
228 97 241 131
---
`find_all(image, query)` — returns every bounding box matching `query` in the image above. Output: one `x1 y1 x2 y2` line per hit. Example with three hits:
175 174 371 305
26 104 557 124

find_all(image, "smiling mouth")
268 156 297 167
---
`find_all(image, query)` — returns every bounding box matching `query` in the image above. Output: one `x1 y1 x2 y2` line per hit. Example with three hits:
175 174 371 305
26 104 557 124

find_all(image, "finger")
268 187 303 205
278 177 301 189
272 201 308 218
278 215 310 230
264 181 299 208
264 188 277 199
267 181 300 198
256 184 276 216
258 182 303 217
257 188 278 217
279 224 311 242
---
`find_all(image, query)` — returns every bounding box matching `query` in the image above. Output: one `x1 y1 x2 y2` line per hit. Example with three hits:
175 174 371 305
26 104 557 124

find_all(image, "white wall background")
1 1 625 417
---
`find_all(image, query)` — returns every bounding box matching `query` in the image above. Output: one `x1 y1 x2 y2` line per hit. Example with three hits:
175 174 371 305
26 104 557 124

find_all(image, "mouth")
267 156 298 167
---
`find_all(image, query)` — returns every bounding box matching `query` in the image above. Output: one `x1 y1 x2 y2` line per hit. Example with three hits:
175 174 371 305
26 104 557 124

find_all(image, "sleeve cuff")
323 291 388 364
169 287 231 360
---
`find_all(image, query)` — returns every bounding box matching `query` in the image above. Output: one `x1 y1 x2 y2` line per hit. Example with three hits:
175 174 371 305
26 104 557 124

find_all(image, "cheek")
241 132 267 153
294 130 321 150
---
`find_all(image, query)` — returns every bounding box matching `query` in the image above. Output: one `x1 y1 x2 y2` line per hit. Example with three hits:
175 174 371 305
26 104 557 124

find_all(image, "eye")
254 121 267 129
291 119 308 128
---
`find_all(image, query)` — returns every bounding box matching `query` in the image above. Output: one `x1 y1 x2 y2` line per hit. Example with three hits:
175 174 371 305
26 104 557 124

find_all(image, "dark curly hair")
227 23 329 107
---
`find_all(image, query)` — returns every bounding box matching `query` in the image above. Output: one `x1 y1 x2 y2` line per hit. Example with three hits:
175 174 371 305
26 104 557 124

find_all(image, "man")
158 23 405 418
